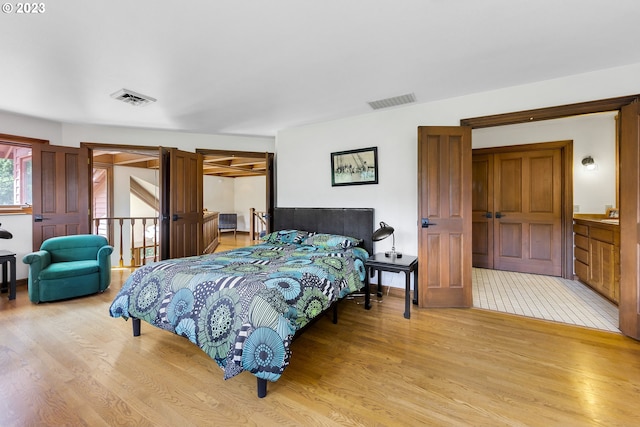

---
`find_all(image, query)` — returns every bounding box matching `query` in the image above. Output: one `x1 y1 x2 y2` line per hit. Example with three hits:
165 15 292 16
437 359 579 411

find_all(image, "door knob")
421 218 436 228
495 212 504 218
485 212 493 218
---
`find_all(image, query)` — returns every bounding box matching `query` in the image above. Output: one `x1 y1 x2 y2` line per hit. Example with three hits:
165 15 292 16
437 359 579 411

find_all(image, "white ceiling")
2 0 640 137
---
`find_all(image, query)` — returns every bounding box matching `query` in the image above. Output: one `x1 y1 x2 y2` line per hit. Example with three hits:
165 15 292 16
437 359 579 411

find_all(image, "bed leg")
257 378 267 398
132 318 141 337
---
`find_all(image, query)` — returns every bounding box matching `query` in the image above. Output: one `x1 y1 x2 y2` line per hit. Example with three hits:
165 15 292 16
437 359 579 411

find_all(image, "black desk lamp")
372 221 401 258
0 224 12 239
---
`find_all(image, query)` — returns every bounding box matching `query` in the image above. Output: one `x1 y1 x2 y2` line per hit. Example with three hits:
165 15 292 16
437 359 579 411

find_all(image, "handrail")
93 213 220 267
93 216 159 267
249 208 268 241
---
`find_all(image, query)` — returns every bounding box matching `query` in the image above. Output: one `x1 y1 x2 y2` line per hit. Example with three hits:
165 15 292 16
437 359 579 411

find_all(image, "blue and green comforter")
109 242 368 382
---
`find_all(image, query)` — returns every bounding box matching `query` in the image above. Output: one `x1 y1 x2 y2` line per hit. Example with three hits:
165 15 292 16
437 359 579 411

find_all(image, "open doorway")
196 149 274 241
85 144 273 264
466 110 620 331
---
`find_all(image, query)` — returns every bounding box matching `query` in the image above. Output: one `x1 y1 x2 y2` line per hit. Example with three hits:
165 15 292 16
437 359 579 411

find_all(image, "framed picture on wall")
331 146 378 186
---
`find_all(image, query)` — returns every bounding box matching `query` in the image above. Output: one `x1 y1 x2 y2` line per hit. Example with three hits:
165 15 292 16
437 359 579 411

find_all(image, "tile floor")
473 268 620 333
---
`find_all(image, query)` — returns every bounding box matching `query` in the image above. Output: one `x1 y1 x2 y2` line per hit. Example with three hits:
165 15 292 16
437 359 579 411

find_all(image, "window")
0 142 32 213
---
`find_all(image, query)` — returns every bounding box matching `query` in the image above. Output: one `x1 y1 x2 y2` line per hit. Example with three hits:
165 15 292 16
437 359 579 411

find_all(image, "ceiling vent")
110 89 157 106
367 93 416 110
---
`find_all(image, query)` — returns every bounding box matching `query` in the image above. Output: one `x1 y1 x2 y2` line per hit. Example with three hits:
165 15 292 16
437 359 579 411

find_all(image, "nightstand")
0 250 16 300
365 253 418 319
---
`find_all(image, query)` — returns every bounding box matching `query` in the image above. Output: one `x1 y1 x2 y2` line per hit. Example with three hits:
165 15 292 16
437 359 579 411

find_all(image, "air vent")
367 93 416 110
110 89 157 106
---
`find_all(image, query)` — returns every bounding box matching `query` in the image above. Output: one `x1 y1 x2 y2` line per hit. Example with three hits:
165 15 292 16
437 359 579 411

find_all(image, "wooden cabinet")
573 218 620 303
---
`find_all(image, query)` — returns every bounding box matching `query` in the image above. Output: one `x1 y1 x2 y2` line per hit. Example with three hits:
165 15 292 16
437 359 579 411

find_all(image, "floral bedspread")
109 242 368 382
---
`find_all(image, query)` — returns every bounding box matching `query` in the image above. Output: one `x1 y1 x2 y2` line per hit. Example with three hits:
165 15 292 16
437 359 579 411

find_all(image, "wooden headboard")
272 207 374 255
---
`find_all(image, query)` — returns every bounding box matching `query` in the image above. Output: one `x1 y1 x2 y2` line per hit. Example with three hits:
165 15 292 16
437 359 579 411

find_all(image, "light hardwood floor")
215 231 253 252
2 238 640 426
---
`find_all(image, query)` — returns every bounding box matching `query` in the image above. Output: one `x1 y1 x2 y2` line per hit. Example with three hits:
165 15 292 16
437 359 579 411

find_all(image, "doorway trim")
460 95 638 129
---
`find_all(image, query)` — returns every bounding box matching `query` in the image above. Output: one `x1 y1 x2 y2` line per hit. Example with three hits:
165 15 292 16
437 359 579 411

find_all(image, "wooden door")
472 147 564 276
493 149 563 276
619 99 640 340
471 154 494 268
417 126 472 308
160 148 204 259
265 152 275 233
32 144 89 249
167 149 203 259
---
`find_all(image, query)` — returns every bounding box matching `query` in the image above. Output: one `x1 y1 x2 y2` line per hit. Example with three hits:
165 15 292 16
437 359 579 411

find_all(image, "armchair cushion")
23 234 113 303
39 260 99 280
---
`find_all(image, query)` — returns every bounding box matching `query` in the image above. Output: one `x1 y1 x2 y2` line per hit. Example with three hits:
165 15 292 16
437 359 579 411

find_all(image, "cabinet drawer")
590 227 615 244
575 260 589 281
574 234 589 250
573 223 589 236
575 247 589 265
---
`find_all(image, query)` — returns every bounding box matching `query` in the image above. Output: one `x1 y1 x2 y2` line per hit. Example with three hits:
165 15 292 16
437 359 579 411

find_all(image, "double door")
472 146 563 276
32 144 203 259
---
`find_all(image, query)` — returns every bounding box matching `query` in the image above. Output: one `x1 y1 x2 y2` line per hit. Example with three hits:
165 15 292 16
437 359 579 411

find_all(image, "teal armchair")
22 234 114 303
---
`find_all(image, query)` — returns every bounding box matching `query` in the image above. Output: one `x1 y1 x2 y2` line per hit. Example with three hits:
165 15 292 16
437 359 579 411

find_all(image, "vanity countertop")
574 217 619 226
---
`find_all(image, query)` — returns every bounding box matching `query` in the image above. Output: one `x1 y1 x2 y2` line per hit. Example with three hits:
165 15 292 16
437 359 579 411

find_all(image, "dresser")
573 218 620 303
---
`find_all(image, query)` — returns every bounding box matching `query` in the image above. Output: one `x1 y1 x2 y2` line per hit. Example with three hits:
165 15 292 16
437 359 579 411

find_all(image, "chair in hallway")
219 213 238 237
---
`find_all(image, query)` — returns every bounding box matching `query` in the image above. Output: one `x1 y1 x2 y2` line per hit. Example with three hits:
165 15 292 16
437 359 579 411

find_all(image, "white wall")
276 62 640 289
234 176 266 231
60 123 275 151
0 110 63 145
473 112 617 214
0 214 31 280
204 176 235 215
115 166 161 218
204 175 265 232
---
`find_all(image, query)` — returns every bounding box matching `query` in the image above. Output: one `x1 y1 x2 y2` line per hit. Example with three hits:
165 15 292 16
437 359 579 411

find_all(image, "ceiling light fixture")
110 89 157 106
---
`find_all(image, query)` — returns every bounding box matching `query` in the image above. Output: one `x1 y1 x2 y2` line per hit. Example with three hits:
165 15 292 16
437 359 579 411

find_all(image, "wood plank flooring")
2 237 640 426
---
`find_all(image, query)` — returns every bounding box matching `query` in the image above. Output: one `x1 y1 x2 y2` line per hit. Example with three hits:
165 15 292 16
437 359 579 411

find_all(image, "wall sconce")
582 155 597 171
372 221 402 258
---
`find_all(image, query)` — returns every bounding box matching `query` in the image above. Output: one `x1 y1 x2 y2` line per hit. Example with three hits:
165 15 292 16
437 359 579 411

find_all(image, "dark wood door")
168 149 203 259
265 152 275 233
417 126 472 308
619 99 640 340
472 154 494 269
493 149 563 276
31 144 89 249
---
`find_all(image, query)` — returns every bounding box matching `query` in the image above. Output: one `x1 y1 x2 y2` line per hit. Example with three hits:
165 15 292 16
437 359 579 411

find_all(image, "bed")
109 207 374 397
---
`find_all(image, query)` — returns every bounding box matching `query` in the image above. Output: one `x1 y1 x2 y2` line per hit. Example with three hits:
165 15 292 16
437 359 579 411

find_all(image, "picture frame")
331 147 378 187
606 208 619 219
